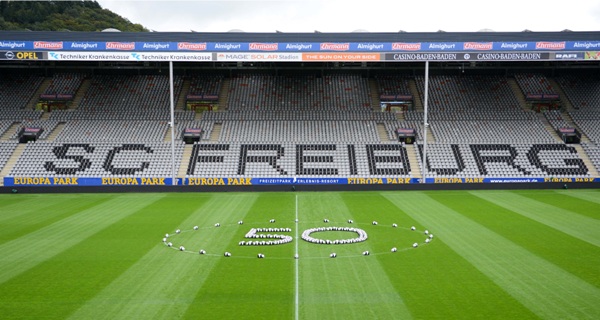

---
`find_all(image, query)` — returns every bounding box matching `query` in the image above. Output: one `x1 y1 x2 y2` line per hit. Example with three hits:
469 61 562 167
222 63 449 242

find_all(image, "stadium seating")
0 109 42 121
227 74 371 111
581 143 600 173
555 73 600 110
188 73 224 97
10 141 184 177
44 73 86 96
543 110 571 130
0 73 44 110
514 73 558 96
218 121 380 142
201 109 394 121
48 74 190 121
375 75 413 97
430 120 556 144
0 120 14 137
54 120 168 142
415 143 590 178
1 70 599 182
185 142 412 178
414 75 528 120
0 141 18 172
556 73 600 143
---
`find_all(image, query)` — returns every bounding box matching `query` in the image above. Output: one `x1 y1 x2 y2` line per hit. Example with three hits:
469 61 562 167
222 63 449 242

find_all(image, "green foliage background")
0 0 148 32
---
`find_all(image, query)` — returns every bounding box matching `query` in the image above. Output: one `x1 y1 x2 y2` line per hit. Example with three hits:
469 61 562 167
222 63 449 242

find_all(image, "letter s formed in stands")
44 144 95 174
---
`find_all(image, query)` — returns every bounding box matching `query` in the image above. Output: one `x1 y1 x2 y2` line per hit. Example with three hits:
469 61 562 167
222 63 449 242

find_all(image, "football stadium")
0 30 599 319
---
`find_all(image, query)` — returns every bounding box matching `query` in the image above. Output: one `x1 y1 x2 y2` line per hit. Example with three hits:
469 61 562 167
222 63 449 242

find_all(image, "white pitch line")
294 193 299 320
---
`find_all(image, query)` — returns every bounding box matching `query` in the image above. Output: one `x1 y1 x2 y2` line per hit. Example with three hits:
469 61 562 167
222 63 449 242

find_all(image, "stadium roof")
1 30 599 42
2 30 599 63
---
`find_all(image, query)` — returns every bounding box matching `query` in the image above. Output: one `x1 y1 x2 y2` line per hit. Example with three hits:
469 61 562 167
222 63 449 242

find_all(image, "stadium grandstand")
1 30 599 190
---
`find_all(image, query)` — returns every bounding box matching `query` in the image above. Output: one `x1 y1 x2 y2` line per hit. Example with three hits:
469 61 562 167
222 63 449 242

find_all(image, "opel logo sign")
5 51 14 59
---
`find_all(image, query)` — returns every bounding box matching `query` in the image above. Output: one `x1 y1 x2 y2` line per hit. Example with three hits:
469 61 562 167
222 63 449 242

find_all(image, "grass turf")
0 190 598 319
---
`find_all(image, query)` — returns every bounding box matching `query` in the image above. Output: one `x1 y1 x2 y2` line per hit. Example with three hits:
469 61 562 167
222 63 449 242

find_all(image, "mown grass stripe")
183 193 295 319
384 192 600 320
470 190 600 247
0 194 112 246
0 194 95 223
0 193 200 320
68 193 259 320
351 192 536 320
554 189 600 211
0 196 44 216
0 194 165 285
0 196 28 210
297 192 412 320
515 190 600 220
427 191 600 287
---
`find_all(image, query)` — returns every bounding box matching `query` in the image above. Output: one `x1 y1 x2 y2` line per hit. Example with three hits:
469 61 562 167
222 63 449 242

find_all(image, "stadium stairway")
405 144 422 179
177 144 194 178
210 123 222 141
369 78 380 112
176 79 190 110
395 112 405 120
376 123 390 141
508 77 528 110
218 78 231 110
0 144 25 185
538 113 565 143
26 78 52 109
46 122 65 141
574 144 600 177
163 127 173 142
425 126 435 143
408 79 423 111
548 78 575 111
70 78 92 109
1 122 20 140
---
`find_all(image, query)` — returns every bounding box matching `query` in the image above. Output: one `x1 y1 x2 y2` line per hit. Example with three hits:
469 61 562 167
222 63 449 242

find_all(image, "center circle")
301 226 368 245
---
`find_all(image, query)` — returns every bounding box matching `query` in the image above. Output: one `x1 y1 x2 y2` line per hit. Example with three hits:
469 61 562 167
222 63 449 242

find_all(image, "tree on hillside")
0 0 148 32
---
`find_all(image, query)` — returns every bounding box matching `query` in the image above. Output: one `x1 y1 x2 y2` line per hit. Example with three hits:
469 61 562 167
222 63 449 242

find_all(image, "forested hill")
0 0 148 32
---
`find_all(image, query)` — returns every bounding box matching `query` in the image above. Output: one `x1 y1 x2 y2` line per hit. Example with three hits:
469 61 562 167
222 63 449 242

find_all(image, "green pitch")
0 190 599 320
